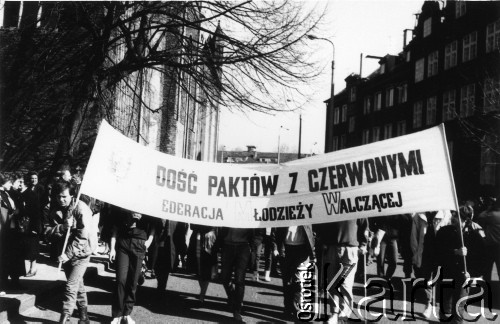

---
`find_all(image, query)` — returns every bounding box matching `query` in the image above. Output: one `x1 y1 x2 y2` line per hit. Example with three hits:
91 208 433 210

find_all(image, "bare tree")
0 1 327 172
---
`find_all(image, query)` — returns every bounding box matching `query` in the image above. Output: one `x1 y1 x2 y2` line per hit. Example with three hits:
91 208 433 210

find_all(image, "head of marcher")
54 180 75 209
61 169 72 182
27 171 38 188
0 173 13 191
451 205 472 228
12 173 24 191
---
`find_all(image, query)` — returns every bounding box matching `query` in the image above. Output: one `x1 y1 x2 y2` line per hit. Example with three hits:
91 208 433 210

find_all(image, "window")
349 117 355 133
480 136 496 185
396 121 406 136
423 17 432 37
460 84 475 117
398 84 408 104
332 136 339 151
455 1 466 18
372 127 380 142
374 92 382 111
427 51 439 77
484 77 500 113
385 88 394 107
363 96 371 114
426 96 437 125
413 101 423 128
340 135 346 149
486 20 500 53
334 107 340 124
415 58 424 82
380 63 386 74
362 129 370 144
350 87 356 102
444 41 457 70
384 123 392 140
443 89 456 121
406 51 411 62
462 31 477 62
341 105 347 122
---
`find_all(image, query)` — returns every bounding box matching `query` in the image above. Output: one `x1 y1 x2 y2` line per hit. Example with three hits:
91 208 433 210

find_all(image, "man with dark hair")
45 180 97 324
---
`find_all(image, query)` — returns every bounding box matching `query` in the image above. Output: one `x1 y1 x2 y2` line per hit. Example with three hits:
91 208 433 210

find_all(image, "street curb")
0 264 99 323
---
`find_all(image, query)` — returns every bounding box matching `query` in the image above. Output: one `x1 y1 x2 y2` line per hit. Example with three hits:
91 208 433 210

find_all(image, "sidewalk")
0 243 102 323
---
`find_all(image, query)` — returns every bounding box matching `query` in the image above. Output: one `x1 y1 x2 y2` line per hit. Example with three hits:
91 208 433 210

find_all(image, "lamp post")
298 114 302 159
307 35 335 153
277 126 289 164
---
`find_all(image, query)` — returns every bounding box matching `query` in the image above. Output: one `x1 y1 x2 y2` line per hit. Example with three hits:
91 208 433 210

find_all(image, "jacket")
45 200 97 260
276 225 315 259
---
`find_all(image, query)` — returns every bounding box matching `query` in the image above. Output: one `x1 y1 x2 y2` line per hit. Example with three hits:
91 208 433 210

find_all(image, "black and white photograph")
0 0 499 323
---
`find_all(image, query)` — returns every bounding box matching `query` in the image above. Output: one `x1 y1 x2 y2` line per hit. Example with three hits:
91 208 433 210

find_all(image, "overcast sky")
218 0 424 154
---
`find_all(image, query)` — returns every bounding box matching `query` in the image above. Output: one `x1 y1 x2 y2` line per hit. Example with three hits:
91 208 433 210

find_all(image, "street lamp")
277 126 289 164
307 34 335 153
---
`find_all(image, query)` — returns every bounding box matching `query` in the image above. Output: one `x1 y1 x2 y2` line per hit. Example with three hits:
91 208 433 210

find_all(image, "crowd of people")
0 169 499 324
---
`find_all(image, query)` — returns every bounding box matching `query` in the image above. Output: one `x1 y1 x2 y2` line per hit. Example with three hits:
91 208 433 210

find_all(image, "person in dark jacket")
314 219 368 324
370 215 404 280
186 224 218 303
154 219 178 295
0 173 26 292
411 210 451 318
275 225 315 320
109 207 155 324
219 227 259 322
435 206 472 324
22 171 47 277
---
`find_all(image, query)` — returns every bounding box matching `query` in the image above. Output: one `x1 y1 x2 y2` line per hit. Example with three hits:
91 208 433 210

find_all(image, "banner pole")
439 124 468 276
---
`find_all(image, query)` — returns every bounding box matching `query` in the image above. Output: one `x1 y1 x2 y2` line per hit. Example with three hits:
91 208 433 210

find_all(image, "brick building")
325 0 500 199
0 2 222 176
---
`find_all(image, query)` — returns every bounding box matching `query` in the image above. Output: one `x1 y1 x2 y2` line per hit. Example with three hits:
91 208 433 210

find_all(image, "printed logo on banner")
110 149 133 182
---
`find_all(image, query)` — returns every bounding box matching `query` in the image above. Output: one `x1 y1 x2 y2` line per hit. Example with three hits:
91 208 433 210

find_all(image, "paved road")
11 254 500 323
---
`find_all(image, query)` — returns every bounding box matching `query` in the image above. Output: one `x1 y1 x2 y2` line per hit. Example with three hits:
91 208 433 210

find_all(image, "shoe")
138 273 145 286
263 270 271 282
327 313 339 324
233 311 243 322
78 306 90 324
422 304 436 319
25 269 37 277
110 317 122 324
124 315 135 324
59 314 71 323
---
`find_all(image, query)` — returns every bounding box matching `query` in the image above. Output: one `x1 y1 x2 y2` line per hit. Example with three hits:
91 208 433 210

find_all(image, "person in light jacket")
45 180 97 324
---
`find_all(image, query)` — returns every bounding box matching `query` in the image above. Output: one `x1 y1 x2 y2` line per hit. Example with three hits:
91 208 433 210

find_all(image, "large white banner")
80 120 458 228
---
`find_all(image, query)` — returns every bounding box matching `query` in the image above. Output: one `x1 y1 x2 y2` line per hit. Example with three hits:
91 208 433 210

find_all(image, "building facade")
325 0 500 199
218 146 310 164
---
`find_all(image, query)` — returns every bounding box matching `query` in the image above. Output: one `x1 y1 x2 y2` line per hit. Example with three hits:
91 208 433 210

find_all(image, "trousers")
62 256 90 316
221 243 251 314
112 237 146 317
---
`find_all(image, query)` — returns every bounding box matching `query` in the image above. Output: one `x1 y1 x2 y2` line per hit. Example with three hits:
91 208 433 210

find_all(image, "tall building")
0 2 222 175
325 0 500 199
